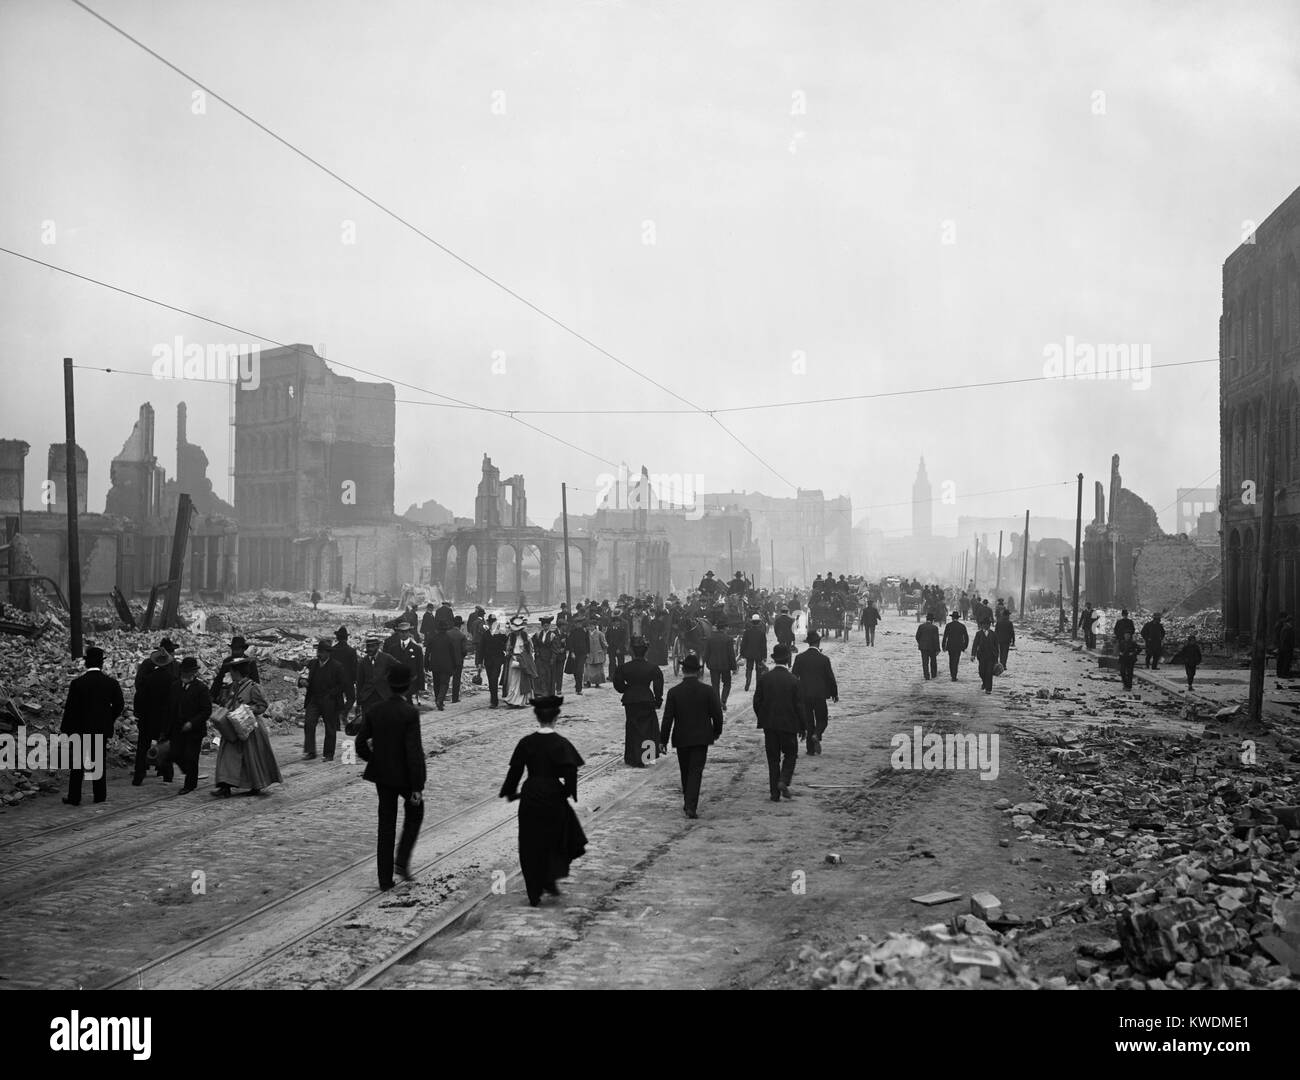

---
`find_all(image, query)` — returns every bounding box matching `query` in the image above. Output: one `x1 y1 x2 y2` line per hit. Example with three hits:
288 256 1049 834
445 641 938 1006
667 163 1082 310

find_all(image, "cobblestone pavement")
365 622 1076 988
0 614 1236 990
0 679 629 989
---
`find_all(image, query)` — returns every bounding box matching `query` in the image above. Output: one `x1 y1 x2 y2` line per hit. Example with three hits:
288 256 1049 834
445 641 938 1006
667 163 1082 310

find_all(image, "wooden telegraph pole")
770 538 775 590
995 530 1003 593
63 358 83 659
1019 510 1029 619
1071 472 1083 638
729 531 734 577
561 483 572 610
972 536 979 594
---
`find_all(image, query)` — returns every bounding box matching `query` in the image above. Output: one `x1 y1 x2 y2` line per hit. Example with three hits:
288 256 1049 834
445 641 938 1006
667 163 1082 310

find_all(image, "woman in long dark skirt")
499 695 588 906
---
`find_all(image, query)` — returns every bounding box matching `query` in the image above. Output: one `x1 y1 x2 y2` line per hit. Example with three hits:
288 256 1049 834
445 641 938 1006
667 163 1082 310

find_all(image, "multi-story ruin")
0 403 237 606
233 345 402 592
1220 184 1300 640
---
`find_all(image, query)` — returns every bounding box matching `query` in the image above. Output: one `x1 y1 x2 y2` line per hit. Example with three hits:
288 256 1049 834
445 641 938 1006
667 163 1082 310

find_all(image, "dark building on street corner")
1221 183 1300 642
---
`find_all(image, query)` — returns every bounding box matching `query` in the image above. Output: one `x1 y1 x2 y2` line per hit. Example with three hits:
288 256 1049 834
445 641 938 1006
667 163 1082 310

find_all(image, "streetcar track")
0 697 544 901
102 752 629 990
354 637 914 990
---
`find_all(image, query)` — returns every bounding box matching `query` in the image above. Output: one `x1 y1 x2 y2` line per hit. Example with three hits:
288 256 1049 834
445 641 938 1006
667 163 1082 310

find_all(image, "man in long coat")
61 647 124 805
424 618 458 710
167 656 212 793
941 610 969 681
972 617 1000 693
356 664 426 890
565 617 589 696
659 653 723 817
740 613 768 691
753 644 805 802
792 631 838 755
613 638 664 767
704 618 738 710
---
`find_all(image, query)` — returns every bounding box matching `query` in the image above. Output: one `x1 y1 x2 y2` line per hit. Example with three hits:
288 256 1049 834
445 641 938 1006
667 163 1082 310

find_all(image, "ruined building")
429 455 604 603
1 403 237 606
1221 183 1300 640
233 345 403 592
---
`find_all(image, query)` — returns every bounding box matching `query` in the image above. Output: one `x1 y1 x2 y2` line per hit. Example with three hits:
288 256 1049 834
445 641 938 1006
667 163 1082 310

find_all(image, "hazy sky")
2 0 1298 536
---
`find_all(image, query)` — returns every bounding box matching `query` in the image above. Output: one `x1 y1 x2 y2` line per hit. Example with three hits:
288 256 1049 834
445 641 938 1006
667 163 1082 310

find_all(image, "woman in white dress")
502 614 536 707
584 622 608 688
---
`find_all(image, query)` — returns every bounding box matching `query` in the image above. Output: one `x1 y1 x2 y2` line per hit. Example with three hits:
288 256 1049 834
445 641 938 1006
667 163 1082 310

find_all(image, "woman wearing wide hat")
499 695 588 906
502 614 536 708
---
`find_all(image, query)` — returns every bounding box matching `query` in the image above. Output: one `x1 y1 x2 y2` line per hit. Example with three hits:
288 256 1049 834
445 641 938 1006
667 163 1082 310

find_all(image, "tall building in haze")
912 458 932 539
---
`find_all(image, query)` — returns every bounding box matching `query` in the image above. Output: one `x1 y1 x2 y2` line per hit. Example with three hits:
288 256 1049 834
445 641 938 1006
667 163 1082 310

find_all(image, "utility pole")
1071 472 1083 638
1249 370 1279 722
63 358 83 659
160 494 193 629
770 538 775 590
972 536 978 594
561 483 572 611
1018 511 1029 618
995 530 1003 593
1058 559 1066 633
729 531 734 577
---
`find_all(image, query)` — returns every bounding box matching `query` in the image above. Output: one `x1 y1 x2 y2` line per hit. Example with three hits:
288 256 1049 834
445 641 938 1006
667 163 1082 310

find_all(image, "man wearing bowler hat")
659 653 723 818
941 610 969 682
752 643 806 802
302 637 348 761
792 631 838 755
356 664 426 890
167 657 212 794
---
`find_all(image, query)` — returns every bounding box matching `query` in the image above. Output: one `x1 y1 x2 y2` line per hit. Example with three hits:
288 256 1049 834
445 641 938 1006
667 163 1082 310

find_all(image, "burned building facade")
1221 184 1300 640
1 403 236 606
234 346 399 592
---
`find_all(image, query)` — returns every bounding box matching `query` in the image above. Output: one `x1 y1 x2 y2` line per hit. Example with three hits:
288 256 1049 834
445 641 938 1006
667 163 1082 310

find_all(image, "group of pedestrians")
913 601 1016 693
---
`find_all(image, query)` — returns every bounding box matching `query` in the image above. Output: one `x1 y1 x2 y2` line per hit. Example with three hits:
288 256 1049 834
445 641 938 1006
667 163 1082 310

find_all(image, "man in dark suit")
740 613 768 691
773 607 796 652
915 613 940 680
613 638 665 767
704 618 738 710
565 618 589 696
479 616 507 707
424 618 458 710
355 664 426 891
332 626 359 724
419 603 438 645
1113 608 1135 646
61 647 124 805
167 656 212 794
605 614 628 683
1140 612 1166 670
356 632 397 723
860 599 880 646
792 631 838 755
753 644 806 802
659 654 724 818
302 637 349 761
971 617 999 693
393 623 426 703
941 611 969 681
133 647 176 785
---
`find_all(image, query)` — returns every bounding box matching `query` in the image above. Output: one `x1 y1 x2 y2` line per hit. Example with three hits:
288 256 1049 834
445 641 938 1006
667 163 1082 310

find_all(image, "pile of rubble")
0 595 416 805
798 902 1055 989
1005 719 1300 988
